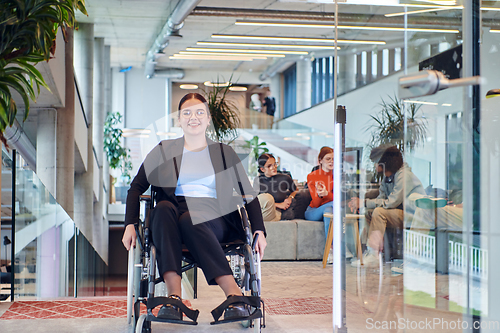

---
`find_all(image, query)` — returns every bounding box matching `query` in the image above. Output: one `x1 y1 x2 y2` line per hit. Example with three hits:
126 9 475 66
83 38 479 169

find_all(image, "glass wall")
7 149 106 299
333 1 500 332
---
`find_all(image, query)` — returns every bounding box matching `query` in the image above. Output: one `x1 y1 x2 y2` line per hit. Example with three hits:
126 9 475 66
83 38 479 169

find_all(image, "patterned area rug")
0 296 366 320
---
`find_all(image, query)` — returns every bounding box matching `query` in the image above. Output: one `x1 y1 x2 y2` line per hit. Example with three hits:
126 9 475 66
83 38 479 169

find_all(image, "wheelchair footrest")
148 314 198 326
210 295 262 325
147 296 199 324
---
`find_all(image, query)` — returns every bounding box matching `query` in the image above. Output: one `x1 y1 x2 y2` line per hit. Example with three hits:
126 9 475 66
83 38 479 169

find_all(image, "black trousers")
150 196 236 285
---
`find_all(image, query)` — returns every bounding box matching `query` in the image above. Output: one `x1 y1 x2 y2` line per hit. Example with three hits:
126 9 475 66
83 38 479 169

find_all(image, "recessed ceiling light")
229 86 248 92
186 47 309 55
211 34 386 45
179 84 199 90
197 41 339 50
204 81 231 87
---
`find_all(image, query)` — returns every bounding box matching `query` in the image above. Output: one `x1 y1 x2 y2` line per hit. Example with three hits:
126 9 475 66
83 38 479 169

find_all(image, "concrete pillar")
389 49 396 74
56 29 75 219
93 37 107 262
296 58 312 112
270 75 281 121
366 51 372 83
37 109 57 197
103 45 111 212
73 23 94 242
377 50 384 79
356 53 362 86
401 47 406 71
345 53 356 92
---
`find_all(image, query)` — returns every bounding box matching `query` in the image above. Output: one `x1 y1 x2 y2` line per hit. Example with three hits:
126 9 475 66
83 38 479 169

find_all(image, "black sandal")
157 295 183 320
210 294 263 325
148 294 199 324
224 295 251 320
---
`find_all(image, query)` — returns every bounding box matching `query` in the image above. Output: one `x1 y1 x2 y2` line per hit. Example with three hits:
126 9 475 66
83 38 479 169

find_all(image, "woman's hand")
253 230 267 260
275 201 290 210
122 224 137 251
315 182 328 197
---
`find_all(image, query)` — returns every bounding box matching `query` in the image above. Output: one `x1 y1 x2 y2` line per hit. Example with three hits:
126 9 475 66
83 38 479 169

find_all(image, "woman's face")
178 98 210 137
320 153 334 172
261 157 278 177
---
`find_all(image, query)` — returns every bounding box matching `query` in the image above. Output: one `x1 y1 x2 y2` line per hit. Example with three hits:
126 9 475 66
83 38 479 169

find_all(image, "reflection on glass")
8 150 106 299
330 1 497 331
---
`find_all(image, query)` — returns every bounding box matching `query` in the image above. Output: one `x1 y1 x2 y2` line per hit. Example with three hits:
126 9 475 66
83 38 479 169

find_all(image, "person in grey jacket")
349 145 425 267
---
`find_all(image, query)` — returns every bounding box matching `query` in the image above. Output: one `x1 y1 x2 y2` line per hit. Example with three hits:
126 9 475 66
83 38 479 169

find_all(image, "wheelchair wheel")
253 318 262 333
135 314 151 333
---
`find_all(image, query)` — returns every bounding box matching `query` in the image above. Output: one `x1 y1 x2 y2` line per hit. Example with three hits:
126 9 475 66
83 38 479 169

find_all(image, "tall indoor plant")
104 112 132 185
368 95 427 154
0 0 87 141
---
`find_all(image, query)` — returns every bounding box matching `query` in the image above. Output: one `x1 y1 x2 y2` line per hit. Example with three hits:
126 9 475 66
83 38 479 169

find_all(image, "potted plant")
241 135 269 178
367 95 427 182
368 95 427 153
203 77 241 143
104 112 133 202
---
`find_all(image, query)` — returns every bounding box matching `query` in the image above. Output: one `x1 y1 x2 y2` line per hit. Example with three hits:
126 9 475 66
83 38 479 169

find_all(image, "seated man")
349 145 426 266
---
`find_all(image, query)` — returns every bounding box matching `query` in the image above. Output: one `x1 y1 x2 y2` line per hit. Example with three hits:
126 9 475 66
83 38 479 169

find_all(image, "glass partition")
8 149 106 299
333 1 500 332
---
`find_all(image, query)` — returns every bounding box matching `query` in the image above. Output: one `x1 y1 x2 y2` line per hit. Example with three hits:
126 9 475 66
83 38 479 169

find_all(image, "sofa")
261 189 327 261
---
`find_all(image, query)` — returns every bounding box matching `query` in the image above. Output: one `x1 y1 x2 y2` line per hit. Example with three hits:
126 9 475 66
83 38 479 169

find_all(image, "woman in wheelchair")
122 93 266 324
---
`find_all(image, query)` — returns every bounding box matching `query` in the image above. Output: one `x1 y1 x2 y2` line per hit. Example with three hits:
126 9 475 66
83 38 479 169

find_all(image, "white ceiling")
76 0 500 77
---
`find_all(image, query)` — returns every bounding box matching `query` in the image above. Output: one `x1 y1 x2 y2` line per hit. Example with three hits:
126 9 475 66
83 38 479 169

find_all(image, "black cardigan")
125 137 265 238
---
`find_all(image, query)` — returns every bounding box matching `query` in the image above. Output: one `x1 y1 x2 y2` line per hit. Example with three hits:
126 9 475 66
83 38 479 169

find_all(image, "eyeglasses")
180 109 207 118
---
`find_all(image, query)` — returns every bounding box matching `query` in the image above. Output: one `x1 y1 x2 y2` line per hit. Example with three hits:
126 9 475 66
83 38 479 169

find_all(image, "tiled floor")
0 261 334 333
0 260 474 332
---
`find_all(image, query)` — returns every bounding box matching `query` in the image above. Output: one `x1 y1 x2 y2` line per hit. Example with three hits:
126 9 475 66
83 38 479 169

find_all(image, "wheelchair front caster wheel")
135 314 151 333
253 318 262 333
241 319 251 328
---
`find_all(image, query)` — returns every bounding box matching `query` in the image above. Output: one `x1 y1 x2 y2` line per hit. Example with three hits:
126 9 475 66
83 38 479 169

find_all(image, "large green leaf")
0 0 86 134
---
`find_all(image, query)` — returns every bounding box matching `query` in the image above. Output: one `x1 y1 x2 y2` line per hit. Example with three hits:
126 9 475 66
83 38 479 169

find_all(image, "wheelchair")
126 192 265 333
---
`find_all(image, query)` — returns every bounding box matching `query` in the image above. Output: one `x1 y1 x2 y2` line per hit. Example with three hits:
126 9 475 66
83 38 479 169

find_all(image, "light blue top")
175 146 217 198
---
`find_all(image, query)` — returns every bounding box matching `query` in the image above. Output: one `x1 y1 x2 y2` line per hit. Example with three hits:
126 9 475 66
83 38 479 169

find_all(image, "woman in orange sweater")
305 147 334 238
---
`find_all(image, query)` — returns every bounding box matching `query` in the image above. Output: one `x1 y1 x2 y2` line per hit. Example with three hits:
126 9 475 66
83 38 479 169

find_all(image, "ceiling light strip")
211 34 385 45
169 55 256 61
403 100 439 105
385 6 461 17
186 47 309 55
197 41 339 50
173 53 267 60
386 6 500 16
235 21 459 33
491 29 500 33
179 51 285 58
